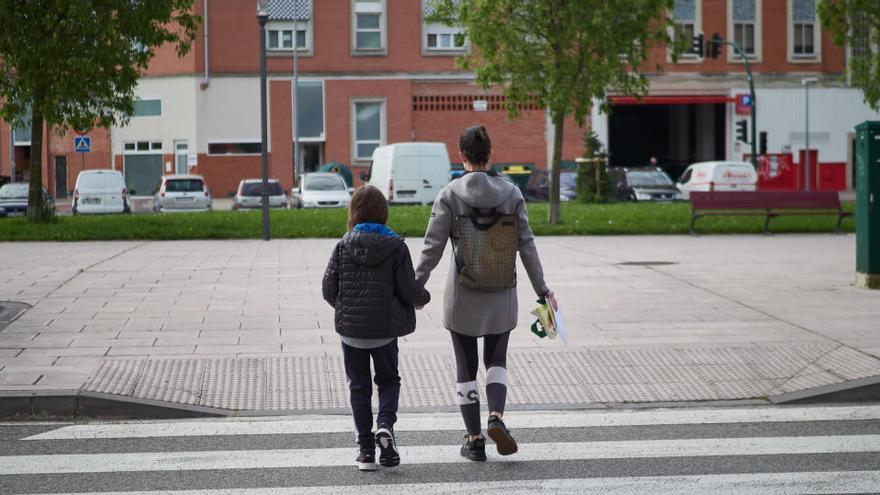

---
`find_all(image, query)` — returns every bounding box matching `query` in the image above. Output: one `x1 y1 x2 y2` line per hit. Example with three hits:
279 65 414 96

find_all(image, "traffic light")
691 32 704 56
736 120 749 143
759 131 768 155
708 33 723 59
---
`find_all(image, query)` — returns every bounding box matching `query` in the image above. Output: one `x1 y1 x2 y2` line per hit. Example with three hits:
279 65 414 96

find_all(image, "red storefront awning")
609 95 736 105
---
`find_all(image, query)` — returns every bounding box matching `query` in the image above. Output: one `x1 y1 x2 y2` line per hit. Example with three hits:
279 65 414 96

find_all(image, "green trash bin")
855 121 880 289
492 164 533 196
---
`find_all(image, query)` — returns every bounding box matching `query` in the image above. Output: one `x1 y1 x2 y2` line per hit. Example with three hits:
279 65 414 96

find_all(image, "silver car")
291 172 352 209
153 175 212 213
232 179 288 210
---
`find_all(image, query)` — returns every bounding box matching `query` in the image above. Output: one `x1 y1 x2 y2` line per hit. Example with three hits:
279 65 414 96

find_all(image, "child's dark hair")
348 185 389 230
459 125 491 166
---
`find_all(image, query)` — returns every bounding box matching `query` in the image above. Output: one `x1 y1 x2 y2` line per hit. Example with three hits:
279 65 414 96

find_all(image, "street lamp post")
257 0 270 241
293 17 301 183
802 77 818 192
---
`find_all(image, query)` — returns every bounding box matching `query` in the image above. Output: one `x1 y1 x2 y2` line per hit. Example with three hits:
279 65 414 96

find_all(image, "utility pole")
802 78 818 191
257 0 271 241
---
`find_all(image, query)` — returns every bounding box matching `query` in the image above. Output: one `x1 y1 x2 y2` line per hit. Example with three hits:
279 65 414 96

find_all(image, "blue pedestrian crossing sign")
74 136 91 153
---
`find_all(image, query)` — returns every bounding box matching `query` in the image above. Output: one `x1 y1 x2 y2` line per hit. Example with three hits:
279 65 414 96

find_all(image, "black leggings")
449 330 510 436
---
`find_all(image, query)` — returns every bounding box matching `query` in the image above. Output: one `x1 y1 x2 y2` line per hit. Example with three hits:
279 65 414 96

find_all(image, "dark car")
0 183 54 217
609 167 682 202
524 170 578 202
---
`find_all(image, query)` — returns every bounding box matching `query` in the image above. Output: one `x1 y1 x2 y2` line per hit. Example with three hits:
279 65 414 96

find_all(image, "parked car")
676 161 758 200
524 170 578 202
232 179 288 210
72 170 130 215
362 142 450 204
291 172 351 209
153 175 212 213
0 183 54 217
610 167 682 202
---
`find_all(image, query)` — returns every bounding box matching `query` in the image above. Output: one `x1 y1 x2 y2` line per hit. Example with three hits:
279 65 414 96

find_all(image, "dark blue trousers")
341 339 400 451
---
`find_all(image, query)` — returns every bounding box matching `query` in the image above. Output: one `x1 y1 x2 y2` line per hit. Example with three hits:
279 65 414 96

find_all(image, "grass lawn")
0 201 855 241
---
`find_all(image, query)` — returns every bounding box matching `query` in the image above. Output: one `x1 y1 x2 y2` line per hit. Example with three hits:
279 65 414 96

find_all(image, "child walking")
322 185 430 471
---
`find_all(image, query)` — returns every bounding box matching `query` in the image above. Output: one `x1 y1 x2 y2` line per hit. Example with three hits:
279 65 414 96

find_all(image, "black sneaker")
356 450 377 471
375 427 400 467
487 414 518 455
460 434 487 462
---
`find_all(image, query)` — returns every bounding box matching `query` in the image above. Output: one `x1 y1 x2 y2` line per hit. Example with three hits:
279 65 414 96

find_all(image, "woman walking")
415 125 556 461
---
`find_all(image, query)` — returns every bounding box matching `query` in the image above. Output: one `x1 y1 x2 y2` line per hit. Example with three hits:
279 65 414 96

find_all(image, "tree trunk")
548 111 565 224
26 95 45 223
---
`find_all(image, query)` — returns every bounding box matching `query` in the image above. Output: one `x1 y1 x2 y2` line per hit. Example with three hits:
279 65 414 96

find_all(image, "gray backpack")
451 206 518 292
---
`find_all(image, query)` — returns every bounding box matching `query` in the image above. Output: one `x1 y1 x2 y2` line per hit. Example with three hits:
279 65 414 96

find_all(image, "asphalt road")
1 404 879 494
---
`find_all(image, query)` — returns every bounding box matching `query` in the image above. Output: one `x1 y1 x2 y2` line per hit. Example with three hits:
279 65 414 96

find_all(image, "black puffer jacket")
322 231 430 339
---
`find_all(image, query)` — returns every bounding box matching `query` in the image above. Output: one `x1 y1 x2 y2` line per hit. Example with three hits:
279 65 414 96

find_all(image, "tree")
431 0 684 224
819 0 880 110
0 1 199 223
576 130 613 203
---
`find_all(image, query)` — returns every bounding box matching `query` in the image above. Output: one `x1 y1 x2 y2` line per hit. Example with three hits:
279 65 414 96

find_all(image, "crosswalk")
2 405 880 494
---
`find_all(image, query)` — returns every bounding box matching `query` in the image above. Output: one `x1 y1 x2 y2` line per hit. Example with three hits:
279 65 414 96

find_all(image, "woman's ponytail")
459 125 491 166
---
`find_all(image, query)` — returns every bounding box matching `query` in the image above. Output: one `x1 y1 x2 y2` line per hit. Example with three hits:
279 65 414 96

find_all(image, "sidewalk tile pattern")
3 237 880 408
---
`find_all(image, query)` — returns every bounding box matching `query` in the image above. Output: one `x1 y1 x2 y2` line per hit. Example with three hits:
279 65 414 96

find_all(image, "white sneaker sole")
358 461 378 471
376 429 401 467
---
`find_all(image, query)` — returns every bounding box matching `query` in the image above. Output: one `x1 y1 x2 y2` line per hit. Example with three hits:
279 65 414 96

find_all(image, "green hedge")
0 202 856 241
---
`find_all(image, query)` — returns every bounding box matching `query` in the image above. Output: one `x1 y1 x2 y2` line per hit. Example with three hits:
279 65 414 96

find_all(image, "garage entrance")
123 141 163 196
608 97 728 180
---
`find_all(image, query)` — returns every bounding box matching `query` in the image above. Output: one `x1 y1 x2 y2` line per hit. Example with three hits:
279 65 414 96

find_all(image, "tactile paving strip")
84 359 145 396
133 359 204 405
82 344 880 411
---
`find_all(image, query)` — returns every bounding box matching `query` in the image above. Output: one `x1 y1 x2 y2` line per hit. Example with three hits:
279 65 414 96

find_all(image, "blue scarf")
353 223 398 237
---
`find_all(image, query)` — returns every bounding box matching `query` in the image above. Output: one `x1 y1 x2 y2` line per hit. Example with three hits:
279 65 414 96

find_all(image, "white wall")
195 77 264 154
111 77 199 158
729 87 880 163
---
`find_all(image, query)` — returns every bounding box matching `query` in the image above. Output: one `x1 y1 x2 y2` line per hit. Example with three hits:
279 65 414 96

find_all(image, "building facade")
593 0 880 190
0 0 876 197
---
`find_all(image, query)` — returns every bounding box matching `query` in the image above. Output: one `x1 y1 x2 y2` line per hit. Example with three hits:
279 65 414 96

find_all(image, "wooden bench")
689 191 852 235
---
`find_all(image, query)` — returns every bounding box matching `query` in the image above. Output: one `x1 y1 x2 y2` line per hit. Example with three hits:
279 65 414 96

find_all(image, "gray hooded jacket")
415 171 548 337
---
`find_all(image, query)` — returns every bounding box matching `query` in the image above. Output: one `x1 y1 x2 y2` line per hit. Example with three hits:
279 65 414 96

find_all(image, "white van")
676 161 758 200
72 170 130 215
363 142 450 204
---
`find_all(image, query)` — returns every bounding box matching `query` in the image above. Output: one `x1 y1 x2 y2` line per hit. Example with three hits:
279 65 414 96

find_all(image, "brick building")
1 0 876 197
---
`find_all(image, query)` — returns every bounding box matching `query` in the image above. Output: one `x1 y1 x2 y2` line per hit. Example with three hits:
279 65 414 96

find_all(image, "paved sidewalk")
1 235 879 414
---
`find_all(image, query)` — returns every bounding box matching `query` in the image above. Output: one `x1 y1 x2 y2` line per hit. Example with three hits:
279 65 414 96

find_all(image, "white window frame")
294 79 326 143
787 0 821 62
206 140 262 157
123 141 163 154
351 0 387 55
421 1 466 55
266 18 313 56
727 0 762 63
351 98 386 164
669 0 702 63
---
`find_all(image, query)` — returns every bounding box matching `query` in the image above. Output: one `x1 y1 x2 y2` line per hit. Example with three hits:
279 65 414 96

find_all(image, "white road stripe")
2 435 878 475
23 405 880 441
22 472 880 495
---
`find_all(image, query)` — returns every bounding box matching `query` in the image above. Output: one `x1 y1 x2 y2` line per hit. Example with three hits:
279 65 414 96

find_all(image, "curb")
0 390 225 420
769 375 880 405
